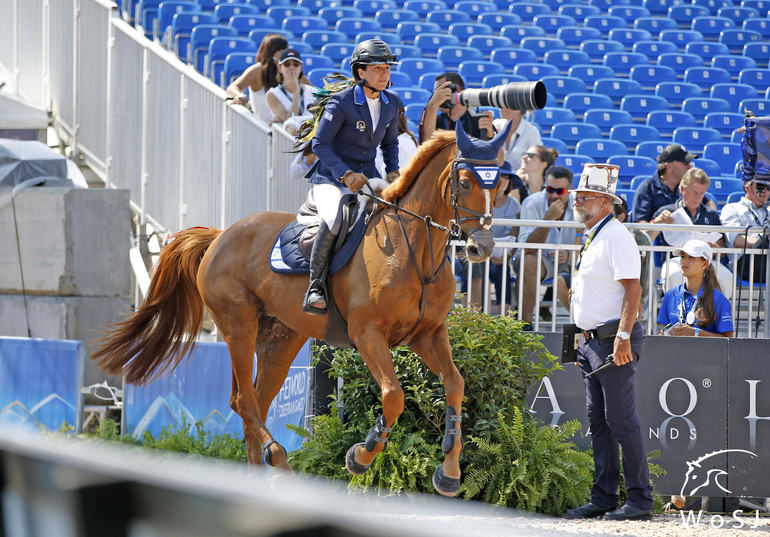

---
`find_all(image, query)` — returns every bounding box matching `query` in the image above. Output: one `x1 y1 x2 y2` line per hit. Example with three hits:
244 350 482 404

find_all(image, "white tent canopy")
0 92 48 129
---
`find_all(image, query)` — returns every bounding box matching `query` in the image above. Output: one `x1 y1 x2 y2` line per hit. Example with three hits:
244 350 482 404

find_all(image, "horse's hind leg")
252 317 309 470
408 325 465 497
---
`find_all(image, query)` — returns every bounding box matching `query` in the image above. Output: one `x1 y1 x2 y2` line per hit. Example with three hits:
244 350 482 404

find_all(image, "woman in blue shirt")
657 240 734 337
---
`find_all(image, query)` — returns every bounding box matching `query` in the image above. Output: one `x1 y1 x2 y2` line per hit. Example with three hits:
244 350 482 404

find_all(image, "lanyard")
279 84 304 114
576 214 614 271
743 200 767 227
676 199 700 222
678 287 701 325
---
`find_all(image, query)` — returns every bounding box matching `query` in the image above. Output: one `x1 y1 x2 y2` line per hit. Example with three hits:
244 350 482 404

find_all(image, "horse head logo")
679 449 758 497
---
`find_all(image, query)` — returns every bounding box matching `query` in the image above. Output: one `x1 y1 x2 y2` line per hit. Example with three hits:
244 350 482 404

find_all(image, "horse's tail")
92 227 223 385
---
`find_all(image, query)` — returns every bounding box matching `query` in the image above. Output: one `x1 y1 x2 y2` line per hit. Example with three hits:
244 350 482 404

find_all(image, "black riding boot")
303 221 337 315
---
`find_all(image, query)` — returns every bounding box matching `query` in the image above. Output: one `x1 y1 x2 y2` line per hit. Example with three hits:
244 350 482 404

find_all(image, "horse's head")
452 120 512 262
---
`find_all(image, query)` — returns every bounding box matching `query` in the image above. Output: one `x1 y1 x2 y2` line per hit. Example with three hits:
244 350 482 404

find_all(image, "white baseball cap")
673 239 712 261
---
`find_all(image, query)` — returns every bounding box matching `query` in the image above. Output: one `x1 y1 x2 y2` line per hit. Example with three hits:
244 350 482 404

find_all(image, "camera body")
439 84 458 109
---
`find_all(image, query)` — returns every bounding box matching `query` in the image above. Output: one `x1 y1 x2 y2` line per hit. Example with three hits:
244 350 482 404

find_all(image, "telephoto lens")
456 81 547 111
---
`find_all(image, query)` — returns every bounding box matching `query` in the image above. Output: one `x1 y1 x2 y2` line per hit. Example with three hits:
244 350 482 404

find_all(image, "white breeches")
312 183 353 234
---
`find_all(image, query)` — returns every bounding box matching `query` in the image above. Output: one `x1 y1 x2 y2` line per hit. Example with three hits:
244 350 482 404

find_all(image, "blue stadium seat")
635 16 677 34
557 26 603 49
558 4 601 20
541 136 568 155
223 51 256 87
306 66 337 87
509 2 551 24
282 16 327 36
691 157 722 177
742 0 770 13
398 58 445 85
458 60 505 88
630 64 677 91
710 83 759 112
448 22 494 45
501 24 547 43
375 9 419 31
248 28 293 48
403 0 448 17
207 36 256 84
654 82 702 109
575 139 629 161
302 30 347 52
569 64 615 90
481 74 527 87
289 39 313 57
691 0 732 13
491 47 538 70
642 0 678 16
682 96 731 123
265 5 309 27
533 107 576 136
668 5 710 28
136 0 163 39
685 40 729 60
543 49 591 75
584 108 633 136
318 7 362 27
608 5 651 24
602 52 648 77
540 75 585 104
551 121 602 153
388 71 412 88
615 187 636 208
718 29 762 54
718 5 760 23
246 0 290 11
512 62 560 80
725 191 743 204
563 92 614 119
353 0 397 17
607 155 657 187
297 0 336 10
661 29 705 52
703 111 744 138
691 15 734 40
620 94 670 122
356 32 400 46
711 54 756 80
646 110 697 137
610 124 661 152
656 53 703 79
533 14 577 36
738 68 770 95
709 177 745 205
741 42 770 69
404 102 424 125
635 140 668 160
593 78 643 106
477 12 522 33
584 15 626 35
426 10 471 31
632 40 677 63
391 86 431 106
397 21 441 45
738 98 770 116
467 35 515 59
683 66 732 92
581 39 625 64
608 29 653 51
170 12 217 62
415 33 460 57
191 24 238 73
416 71 442 91
454 0 495 16
672 127 723 153
703 142 743 175
320 42 355 66
157 1 201 43
301 53 334 71
437 46 483 71
520 37 567 61
335 18 381 41
557 154 596 177
743 18 770 41
229 14 275 37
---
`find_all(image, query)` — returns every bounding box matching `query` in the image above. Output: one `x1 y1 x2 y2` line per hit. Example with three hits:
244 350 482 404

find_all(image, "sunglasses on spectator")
523 152 539 159
545 186 567 195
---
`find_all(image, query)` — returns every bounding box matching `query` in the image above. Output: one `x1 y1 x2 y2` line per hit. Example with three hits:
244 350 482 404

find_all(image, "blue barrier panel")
124 340 311 452
0 337 85 432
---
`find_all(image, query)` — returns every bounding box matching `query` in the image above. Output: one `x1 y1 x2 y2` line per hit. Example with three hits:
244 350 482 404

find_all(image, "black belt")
581 319 621 341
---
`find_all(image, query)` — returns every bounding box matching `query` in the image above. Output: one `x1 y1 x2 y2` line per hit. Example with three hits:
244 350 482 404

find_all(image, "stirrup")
303 282 327 315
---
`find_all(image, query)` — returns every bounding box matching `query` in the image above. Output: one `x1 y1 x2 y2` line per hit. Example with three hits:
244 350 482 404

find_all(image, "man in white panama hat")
564 163 654 521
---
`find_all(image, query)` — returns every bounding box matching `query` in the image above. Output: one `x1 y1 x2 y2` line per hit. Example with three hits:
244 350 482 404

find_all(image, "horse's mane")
381 130 456 203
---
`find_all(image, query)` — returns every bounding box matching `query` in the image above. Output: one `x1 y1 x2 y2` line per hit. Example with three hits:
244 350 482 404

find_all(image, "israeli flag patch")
324 110 333 122
470 166 501 189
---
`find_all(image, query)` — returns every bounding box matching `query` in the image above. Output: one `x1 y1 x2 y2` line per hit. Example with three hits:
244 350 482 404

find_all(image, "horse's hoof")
345 443 371 475
432 464 461 497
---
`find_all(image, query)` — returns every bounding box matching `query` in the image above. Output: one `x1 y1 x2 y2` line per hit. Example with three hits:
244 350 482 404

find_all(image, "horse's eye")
459 179 472 192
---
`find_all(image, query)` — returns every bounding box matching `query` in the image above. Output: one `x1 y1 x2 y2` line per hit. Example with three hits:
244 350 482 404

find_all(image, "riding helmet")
350 39 398 80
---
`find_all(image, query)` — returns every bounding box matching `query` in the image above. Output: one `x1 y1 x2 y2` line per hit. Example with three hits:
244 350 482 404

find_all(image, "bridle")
447 151 498 236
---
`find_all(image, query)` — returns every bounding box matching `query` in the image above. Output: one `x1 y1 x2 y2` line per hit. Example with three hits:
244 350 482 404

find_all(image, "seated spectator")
266 48 316 136
493 108 542 172
515 165 578 329
376 108 418 178
632 143 695 226
720 179 770 283
657 240 734 338
226 33 289 124
418 72 494 143
647 168 732 298
511 145 558 203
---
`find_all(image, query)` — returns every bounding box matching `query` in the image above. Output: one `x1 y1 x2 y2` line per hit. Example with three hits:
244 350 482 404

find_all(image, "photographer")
720 179 770 283
418 72 495 143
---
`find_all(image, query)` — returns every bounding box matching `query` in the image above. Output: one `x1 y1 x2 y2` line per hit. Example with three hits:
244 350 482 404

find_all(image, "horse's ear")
455 119 474 155
489 119 513 152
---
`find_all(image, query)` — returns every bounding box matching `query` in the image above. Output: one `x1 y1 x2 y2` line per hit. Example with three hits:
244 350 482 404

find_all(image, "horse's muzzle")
465 229 494 263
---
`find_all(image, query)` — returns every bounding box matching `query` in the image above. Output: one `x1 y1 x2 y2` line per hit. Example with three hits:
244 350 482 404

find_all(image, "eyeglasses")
572 195 605 205
523 152 539 159
545 186 567 195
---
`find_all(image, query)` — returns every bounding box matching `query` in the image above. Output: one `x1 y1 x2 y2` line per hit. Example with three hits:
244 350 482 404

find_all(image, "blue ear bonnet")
454 119 513 189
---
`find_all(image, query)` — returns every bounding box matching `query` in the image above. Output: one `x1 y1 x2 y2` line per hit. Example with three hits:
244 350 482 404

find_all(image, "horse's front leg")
409 324 465 497
345 328 404 475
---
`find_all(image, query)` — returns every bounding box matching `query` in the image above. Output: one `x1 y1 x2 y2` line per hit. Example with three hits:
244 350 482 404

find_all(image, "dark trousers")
577 321 653 510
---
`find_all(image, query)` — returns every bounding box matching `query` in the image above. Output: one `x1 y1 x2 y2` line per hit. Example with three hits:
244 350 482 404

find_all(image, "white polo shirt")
572 216 641 330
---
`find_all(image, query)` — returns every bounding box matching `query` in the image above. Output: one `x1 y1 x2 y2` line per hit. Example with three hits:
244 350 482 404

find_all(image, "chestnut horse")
93 121 511 496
